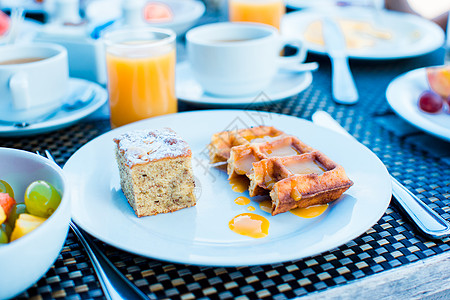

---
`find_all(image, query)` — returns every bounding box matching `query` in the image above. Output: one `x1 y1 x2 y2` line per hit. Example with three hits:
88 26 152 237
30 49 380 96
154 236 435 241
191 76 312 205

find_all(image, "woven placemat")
3 42 449 300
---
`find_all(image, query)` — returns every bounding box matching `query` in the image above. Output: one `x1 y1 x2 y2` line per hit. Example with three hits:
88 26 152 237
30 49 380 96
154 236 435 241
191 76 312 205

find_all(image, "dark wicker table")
2 9 450 300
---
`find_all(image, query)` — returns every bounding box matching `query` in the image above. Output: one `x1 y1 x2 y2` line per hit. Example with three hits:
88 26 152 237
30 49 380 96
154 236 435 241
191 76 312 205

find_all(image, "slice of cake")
114 128 196 217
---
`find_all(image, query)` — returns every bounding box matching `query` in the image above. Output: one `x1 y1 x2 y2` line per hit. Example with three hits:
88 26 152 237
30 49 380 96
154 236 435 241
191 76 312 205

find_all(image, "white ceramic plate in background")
386 67 450 142
281 6 445 60
65 110 392 267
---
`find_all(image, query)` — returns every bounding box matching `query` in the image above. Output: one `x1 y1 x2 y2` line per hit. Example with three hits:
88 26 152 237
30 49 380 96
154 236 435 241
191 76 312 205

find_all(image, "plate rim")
65 109 392 266
385 67 450 142
281 6 445 60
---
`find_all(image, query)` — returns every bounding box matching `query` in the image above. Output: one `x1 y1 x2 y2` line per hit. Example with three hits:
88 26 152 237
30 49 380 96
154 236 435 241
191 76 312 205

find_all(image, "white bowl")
86 0 206 37
146 0 206 36
0 147 70 299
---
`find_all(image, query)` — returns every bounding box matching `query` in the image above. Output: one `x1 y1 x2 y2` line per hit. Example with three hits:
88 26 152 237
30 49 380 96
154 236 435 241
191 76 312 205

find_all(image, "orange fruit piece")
10 213 46 242
426 65 450 99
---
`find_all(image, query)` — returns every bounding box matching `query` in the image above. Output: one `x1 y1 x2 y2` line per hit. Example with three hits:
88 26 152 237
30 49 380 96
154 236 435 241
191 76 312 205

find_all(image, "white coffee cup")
0 43 69 123
186 22 306 97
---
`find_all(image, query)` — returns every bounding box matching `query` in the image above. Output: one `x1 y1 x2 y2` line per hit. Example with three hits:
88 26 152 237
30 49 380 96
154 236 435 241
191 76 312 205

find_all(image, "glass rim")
102 27 176 49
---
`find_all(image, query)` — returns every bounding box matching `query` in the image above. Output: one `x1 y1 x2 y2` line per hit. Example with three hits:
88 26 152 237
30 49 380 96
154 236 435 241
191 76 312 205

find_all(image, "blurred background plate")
281 6 445 60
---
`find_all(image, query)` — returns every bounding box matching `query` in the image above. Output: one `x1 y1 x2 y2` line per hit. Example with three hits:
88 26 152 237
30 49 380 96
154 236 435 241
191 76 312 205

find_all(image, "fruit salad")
0 179 61 244
0 11 10 36
418 65 450 114
144 2 173 22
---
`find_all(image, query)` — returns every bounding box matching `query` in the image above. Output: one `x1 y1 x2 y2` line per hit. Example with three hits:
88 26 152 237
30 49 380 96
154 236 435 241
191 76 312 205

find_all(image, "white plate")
386 67 450 142
176 62 313 107
281 6 445 60
64 110 392 266
0 78 107 137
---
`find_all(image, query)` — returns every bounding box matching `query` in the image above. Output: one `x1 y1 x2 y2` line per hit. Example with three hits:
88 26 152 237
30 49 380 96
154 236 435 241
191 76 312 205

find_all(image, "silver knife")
312 111 450 239
322 17 359 105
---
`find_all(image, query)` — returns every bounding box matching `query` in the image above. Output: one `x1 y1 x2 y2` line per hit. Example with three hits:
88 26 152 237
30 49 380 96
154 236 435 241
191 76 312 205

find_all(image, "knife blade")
322 17 359 104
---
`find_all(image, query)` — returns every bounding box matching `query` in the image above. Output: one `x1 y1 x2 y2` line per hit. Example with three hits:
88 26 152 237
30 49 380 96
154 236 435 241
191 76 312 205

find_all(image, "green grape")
0 227 8 244
25 181 61 218
0 180 14 198
1 223 12 238
6 203 26 228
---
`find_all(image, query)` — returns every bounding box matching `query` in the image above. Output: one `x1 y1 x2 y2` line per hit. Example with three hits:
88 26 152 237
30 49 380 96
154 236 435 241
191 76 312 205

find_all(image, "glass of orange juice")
228 0 285 30
103 28 177 128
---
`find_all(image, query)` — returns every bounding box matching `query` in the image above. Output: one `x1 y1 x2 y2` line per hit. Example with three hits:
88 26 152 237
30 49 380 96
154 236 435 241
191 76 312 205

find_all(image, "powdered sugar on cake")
114 128 191 167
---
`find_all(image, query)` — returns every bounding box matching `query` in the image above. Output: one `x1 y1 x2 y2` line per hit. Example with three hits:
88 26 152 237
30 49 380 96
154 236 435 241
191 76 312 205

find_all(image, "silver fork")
38 150 149 300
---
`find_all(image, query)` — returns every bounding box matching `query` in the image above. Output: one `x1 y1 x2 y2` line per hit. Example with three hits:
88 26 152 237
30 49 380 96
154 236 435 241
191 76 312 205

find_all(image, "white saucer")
176 62 313 107
0 78 108 137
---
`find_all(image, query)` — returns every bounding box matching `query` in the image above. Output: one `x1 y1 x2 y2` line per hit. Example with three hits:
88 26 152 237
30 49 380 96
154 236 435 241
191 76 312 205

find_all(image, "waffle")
249 151 353 215
208 126 353 216
208 126 285 165
227 135 315 180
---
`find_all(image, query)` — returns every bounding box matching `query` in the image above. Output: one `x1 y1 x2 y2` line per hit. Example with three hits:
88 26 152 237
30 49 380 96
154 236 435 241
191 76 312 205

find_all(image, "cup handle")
9 72 30 110
277 38 307 67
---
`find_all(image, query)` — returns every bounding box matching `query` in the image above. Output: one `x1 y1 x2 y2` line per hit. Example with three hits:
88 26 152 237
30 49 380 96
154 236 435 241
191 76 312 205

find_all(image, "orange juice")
104 28 177 128
229 0 285 30
106 49 176 128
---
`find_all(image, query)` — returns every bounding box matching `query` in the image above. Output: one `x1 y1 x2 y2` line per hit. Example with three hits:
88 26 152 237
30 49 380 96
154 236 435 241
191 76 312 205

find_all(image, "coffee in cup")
0 43 69 123
0 57 47 65
186 22 306 97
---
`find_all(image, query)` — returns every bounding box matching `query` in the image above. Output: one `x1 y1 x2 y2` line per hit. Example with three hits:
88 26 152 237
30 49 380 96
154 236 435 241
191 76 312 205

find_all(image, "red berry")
418 90 443 113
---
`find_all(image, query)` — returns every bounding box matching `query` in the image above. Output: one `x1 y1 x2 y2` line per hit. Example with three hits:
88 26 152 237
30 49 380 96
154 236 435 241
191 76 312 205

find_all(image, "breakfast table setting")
0 0 449 299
